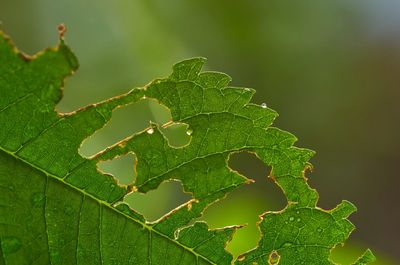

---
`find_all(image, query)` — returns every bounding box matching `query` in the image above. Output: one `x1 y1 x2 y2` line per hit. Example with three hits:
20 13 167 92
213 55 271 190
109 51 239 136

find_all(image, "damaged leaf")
0 29 375 264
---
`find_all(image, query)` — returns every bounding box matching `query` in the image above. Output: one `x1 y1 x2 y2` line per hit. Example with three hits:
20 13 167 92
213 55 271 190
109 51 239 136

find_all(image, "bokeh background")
1 1 399 264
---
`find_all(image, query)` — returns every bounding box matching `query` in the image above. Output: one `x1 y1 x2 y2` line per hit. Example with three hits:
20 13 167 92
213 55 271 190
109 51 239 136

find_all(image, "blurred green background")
1 1 399 264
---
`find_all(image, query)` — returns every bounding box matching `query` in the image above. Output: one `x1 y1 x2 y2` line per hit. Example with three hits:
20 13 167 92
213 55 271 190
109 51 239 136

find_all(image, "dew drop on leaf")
261 102 267 108
146 128 154 134
186 128 193 136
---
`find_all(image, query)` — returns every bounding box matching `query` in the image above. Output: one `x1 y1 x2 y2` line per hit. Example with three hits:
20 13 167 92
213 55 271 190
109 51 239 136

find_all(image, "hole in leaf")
79 98 190 157
268 250 280 264
97 153 136 185
201 151 286 258
161 123 191 148
124 180 192 222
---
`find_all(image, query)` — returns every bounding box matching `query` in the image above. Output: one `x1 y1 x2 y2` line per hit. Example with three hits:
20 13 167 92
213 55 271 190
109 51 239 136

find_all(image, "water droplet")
296 218 301 222
289 216 294 222
1 237 21 254
186 128 193 136
261 102 267 108
142 95 147 99
268 251 280 264
146 128 154 134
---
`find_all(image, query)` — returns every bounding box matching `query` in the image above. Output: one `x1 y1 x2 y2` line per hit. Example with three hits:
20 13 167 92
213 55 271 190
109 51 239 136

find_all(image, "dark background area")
1 1 399 264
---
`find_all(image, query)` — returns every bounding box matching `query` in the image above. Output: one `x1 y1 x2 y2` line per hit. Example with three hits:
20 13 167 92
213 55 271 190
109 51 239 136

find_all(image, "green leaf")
0 30 375 265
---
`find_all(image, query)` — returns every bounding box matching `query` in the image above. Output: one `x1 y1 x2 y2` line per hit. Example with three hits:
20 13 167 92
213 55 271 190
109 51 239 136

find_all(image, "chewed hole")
201 151 286 258
330 243 376 264
160 123 191 147
79 98 191 157
97 153 136 185
124 180 192 222
268 251 280 264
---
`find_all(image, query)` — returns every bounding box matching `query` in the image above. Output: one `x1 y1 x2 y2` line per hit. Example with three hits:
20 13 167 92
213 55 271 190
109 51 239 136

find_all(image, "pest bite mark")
268 250 280 264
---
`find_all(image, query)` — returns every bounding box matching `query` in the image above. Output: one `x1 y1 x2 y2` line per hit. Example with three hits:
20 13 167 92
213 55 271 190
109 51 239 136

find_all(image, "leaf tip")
352 249 376 265
171 57 207 81
331 200 357 219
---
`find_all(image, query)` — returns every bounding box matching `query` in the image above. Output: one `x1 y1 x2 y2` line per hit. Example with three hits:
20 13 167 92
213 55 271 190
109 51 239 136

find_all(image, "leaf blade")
0 30 374 265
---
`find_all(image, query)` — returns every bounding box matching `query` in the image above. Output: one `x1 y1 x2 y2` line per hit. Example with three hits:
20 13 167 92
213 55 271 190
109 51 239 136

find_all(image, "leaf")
0 29 375 265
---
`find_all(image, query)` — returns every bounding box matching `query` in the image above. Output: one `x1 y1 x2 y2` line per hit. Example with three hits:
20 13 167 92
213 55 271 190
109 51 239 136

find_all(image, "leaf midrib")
0 146 217 265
